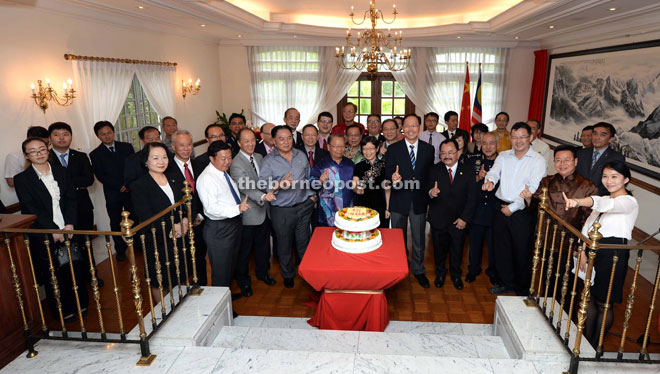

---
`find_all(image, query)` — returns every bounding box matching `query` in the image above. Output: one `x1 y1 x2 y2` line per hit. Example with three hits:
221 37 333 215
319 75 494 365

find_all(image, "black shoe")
240 285 253 297
488 275 500 286
284 277 294 288
257 275 276 286
232 309 239 319
116 252 126 262
490 284 513 295
415 274 430 288
452 277 464 290
434 274 446 288
465 273 476 283
231 293 243 301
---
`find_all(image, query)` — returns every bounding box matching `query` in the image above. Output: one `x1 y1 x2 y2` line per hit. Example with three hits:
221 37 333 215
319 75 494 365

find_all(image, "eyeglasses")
367 120 380 124
26 148 48 156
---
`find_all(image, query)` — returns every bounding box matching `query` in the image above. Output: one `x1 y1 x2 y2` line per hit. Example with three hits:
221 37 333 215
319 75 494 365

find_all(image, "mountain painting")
543 43 660 179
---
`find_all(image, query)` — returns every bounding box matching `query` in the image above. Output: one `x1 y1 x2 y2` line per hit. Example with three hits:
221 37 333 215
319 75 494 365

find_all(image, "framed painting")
542 39 660 180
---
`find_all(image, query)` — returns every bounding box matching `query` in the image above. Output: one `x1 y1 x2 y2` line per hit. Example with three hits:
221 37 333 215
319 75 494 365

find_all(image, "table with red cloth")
298 227 408 332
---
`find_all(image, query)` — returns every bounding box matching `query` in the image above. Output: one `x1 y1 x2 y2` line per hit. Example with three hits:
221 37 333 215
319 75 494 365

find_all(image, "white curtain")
72 61 135 151
135 65 176 120
248 46 359 127
393 47 508 128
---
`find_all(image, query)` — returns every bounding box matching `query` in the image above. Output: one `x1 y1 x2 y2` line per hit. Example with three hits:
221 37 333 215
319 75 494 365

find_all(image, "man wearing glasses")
366 114 386 143
482 122 545 296
420 112 446 165
194 124 226 170
255 123 275 157
316 112 334 151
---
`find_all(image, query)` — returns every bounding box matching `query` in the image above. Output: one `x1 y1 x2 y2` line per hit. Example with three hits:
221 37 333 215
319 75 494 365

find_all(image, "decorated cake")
332 206 382 253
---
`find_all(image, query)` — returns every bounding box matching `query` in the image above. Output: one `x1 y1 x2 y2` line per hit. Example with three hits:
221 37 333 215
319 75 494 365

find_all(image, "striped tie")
409 145 416 169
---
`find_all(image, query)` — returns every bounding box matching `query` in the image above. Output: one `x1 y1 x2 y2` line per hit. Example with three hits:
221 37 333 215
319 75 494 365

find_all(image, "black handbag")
52 240 83 269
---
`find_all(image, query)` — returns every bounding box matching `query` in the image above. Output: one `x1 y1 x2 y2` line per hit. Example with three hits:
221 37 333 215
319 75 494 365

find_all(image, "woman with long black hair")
564 160 638 347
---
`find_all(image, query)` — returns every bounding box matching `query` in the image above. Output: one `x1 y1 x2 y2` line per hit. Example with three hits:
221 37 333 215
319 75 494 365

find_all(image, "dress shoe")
489 284 514 295
231 293 243 301
257 275 276 286
488 275 500 286
452 277 464 290
240 285 253 297
284 277 295 288
434 275 445 288
465 273 476 283
415 274 430 288
116 252 126 262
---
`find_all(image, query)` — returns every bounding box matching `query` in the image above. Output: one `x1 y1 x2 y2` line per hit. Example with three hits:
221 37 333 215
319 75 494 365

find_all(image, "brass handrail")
131 198 189 233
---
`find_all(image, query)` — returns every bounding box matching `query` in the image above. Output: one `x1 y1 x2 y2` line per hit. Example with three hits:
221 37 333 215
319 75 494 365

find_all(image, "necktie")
448 167 453 184
428 133 433 145
183 162 195 192
224 172 241 205
409 145 416 169
309 151 315 168
591 150 599 168
59 153 68 167
109 146 115 153
249 155 257 174
449 131 454 139
321 138 327 151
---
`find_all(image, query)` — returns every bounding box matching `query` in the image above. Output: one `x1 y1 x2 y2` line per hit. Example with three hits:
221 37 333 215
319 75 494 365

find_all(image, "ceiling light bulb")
138 5 144 9
515 36 519 39
456 36 461 39
548 25 555 29
200 24 206 27
237 34 242 38
293 35 297 38
609 7 616 11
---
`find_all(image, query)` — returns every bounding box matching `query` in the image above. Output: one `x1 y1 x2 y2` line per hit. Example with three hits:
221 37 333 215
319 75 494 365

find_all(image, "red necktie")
321 138 327 150
184 162 195 192
309 151 314 168
448 167 453 184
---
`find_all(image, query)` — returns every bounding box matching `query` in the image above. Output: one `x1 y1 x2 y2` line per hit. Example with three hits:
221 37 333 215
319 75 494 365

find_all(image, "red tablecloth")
298 227 408 331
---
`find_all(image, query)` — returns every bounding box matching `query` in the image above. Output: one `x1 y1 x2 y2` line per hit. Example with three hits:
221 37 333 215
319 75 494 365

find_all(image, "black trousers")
432 225 466 279
203 217 242 287
236 218 270 287
105 192 131 256
493 207 535 295
193 221 208 286
467 223 497 279
270 199 314 279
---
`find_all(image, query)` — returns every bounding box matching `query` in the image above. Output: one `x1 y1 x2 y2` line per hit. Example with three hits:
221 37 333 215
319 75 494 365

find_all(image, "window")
115 74 161 151
339 72 414 124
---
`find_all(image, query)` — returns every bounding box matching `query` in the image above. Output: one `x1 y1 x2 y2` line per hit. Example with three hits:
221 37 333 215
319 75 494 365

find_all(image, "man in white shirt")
527 119 552 175
196 141 250 287
230 128 277 296
483 122 546 296
420 112 447 165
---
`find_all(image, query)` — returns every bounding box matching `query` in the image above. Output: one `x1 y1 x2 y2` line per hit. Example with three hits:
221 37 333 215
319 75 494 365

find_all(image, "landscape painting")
543 41 660 180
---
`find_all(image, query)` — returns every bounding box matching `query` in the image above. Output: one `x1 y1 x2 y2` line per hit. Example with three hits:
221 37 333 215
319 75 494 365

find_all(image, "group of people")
7 101 638 343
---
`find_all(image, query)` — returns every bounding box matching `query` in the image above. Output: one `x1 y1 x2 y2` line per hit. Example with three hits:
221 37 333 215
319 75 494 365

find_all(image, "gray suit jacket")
230 152 267 226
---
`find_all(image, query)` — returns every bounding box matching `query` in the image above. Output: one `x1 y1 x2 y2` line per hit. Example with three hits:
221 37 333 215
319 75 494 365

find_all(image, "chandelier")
30 78 75 113
336 0 410 74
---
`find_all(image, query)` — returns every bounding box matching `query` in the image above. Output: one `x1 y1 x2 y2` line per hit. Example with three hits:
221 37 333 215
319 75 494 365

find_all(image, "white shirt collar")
404 139 419 149
32 163 52 179
240 150 255 160
52 148 70 158
104 142 116 151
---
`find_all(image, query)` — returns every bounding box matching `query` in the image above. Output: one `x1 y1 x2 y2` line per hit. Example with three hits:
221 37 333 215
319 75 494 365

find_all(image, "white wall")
502 47 536 125
218 45 252 123
0 5 222 230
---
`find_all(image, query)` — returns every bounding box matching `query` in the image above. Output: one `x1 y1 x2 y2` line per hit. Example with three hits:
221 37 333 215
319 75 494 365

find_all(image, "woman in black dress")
15 137 89 321
565 160 638 347
352 136 390 228
130 143 188 303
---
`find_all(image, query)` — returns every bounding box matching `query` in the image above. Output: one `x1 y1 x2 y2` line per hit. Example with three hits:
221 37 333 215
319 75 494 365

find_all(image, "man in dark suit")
165 130 208 286
255 123 276 157
385 114 435 288
299 124 330 167
194 124 226 171
440 111 469 142
48 121 102 285
226 113 246 156
284 107 304 148
576 122 625 195
89 121 135 261
124 126 163 188
427 139 476 290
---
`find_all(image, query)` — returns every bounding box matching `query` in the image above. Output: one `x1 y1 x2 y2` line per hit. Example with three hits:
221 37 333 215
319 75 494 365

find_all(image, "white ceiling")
9 0 660 48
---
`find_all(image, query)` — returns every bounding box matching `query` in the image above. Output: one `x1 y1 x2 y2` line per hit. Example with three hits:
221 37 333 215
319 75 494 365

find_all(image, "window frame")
115 74 161 151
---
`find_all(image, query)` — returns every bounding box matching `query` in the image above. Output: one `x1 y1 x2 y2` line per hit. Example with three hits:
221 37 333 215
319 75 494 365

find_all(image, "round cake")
332 207 382 253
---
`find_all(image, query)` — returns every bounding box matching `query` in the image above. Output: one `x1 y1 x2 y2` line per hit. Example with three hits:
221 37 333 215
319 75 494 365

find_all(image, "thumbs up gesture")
520 184 532 199
477 164 487 181
239 195 251 212
392 165 402 183
429 181 440 198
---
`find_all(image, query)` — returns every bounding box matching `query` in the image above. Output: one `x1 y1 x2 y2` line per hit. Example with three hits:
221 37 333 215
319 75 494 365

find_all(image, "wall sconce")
182 78 201 99
30 78 75 113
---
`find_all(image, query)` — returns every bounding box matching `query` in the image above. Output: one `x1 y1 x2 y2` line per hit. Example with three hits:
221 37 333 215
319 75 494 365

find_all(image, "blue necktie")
224 172 241 205
591 150 599 168
409 145 416 169
59 153 68 167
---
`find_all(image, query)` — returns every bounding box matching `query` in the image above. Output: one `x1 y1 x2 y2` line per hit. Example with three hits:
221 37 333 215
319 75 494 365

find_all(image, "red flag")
459 63 472 138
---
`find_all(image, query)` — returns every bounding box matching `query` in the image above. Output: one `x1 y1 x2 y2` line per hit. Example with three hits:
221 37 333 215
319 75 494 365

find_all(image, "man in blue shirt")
483 122 546 295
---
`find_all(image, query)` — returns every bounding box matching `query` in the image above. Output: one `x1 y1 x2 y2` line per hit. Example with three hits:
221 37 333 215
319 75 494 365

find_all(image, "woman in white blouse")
564 160 638 347
130 142 187 303
15 137 89 322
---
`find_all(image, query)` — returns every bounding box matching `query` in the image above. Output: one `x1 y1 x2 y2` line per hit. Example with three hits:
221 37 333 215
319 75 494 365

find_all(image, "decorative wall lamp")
182 78 201 99
30 78 75 113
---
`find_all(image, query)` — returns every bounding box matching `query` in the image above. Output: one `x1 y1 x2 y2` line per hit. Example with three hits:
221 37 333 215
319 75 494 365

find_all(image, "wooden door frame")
337 72 415 121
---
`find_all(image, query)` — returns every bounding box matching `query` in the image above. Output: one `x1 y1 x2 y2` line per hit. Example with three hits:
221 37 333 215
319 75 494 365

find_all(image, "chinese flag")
459 63 472 137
